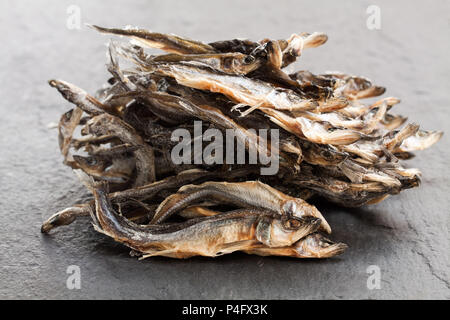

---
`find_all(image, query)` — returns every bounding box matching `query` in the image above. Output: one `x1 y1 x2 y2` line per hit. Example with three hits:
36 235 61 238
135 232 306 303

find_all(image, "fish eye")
287 218 301 229
64 110 73 121
244 55 255 64
321 150 332 159
281 216 306 230
86 157 97 165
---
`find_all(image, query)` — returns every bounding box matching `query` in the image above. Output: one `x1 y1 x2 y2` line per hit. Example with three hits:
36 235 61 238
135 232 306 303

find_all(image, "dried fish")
41 168 255 233
83 113 156 186
141 62 318 112
49 80 122 116
42 25 442 261
92 182 322 259
394 129 443 152
263 108 362 145
153 52 262 75
151 180 331 233
91 25 216 54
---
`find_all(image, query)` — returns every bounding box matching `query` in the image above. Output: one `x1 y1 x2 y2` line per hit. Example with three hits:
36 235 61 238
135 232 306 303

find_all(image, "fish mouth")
299 216 322 231
293 234 348 258
313 242 348 258
48 79 74 101
302 205 332 234
284 216 322 244
314 211 332 234
283 199 332 234
259 215 322 247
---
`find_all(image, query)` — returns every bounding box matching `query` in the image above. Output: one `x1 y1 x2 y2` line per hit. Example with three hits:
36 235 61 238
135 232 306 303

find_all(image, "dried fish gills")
42 25 442 260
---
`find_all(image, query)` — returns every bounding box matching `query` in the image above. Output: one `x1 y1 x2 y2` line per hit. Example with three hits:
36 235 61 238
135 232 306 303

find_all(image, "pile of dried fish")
41 25 442 259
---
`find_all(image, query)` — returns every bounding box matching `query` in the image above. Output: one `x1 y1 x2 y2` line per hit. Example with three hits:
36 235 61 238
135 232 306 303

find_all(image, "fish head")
58 109 76 147
222 53 262 75
294 233 348 258
73 155 107 172
262 41 283 69
281 199 332 234
256 215 321 247
83 113 136 139
244 40 284 70
48 79 80 101
59 108 75 127
319 147 348 165
306 145 347 165
83 114 112 136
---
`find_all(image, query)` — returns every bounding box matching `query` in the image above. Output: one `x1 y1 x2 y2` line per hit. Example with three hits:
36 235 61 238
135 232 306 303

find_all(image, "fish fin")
215 240 257 256
231 103 260 117
139 249 179 259
244 246 296 257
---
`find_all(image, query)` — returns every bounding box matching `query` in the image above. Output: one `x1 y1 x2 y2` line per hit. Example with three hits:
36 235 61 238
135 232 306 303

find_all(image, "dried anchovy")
41 25 442 260
91 182 323 259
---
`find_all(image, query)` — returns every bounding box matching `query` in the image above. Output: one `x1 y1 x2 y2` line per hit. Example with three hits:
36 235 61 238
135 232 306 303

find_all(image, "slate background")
0 0 449 299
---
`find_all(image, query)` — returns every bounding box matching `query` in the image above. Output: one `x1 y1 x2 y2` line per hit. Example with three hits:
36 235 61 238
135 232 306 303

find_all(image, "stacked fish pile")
41 25 442 259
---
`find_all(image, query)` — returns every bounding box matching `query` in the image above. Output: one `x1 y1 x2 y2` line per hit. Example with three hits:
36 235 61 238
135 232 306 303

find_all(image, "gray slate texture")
0 0 449 299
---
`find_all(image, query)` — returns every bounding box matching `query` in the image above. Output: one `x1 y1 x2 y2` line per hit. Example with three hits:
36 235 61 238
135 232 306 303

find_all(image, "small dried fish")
151 180 331 233
263 108 362 145
42 25 442 261
91 25 216 54
394 129 443 152
49 79 122 116
153 52 262 75
42 168 255 233
92 182 322 258
83 113 156 186
142 62 318 112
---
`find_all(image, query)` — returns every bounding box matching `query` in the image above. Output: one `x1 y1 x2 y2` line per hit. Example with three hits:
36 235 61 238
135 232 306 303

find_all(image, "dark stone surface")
1 0 449 299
